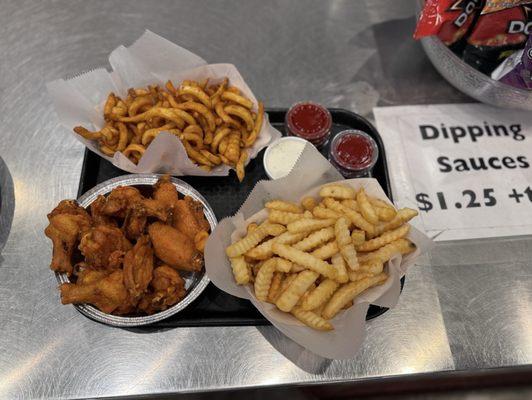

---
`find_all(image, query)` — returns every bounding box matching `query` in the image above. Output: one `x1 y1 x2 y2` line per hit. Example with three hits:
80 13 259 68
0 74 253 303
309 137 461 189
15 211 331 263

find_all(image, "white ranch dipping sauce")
263 137 308 179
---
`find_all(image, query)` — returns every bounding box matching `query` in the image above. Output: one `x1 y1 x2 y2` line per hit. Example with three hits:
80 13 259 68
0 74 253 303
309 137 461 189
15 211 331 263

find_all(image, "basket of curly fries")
205 144 432 359
46 30 281 180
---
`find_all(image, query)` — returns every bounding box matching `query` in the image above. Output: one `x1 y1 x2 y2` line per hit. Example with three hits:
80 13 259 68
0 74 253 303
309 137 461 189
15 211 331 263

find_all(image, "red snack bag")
414 0 484 46
462 5 531 73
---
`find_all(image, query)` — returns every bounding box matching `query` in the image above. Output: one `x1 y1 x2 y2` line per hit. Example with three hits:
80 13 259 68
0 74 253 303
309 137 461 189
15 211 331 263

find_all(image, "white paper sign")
374 103 532 241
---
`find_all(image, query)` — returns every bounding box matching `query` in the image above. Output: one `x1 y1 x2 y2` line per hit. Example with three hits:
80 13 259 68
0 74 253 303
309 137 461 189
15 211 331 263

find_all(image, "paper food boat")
205 144 432 359
47 30 281 176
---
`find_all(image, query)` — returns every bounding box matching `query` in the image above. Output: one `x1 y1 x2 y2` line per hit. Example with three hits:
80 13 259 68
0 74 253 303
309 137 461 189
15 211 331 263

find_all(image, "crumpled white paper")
205 144 433 359
46 30 281 176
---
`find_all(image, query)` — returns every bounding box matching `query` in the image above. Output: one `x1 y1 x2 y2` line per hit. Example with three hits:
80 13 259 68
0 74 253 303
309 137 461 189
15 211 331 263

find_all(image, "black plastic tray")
77 108 399 328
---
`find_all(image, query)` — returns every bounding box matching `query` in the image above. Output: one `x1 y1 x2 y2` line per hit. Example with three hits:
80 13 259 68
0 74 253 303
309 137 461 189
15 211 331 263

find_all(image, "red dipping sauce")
329 130 378 178
285 102 332 147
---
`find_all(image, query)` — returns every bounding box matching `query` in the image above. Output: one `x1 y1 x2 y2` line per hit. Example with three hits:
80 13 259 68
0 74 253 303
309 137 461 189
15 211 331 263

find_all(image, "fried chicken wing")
153 175 179 208
123 207 148 241
45 200 92 274
90 195 117 227
123 235 154 300
79 225 132 269
142 198 170 221
137 265 186 314
101 185 169 222
76 267 109 285
148 222 203 271
101 186 143 218
48 200 90 219
113 297 137 316
153 176 210 240
60 270 128 314
173 196 210 240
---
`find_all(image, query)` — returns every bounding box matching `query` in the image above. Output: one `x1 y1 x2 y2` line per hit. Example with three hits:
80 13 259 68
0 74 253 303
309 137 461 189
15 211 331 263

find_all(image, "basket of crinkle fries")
46 30 281 180
205 144 432 359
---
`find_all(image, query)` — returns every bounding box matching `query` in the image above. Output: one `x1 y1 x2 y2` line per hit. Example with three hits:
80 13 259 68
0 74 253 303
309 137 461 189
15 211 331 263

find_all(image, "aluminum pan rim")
55 174 216 327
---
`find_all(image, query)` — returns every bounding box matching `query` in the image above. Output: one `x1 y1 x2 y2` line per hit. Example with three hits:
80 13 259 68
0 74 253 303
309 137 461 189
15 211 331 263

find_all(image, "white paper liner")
46 30 281 176
205 144 433 359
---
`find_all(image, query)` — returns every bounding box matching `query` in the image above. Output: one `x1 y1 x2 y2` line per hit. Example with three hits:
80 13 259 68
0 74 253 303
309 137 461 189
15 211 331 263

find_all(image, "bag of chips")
491 34 532 89
462 4 531 73
415 0 532 75
414 0 483 51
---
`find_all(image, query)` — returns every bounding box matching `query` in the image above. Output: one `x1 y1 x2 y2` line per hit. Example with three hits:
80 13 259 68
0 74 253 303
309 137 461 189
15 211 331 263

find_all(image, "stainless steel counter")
0 0 530 398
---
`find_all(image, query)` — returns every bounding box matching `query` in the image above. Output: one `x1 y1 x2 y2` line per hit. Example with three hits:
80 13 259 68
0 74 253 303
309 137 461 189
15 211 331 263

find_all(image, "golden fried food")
148 222 203 272
79 225 132 269
96 185 170 241
73 78 265 181
101 186 168 221
47 176 211 316
153 175 180 208
60 270 129 314
173 196 210 240
152 175 209 240
123 235 154 300
194 231 209 252
76 267 109 285
123 206 148 241
89 195 117 226
226 183 418 331
45 200 92 274
101 186 143 217
137 265 186 314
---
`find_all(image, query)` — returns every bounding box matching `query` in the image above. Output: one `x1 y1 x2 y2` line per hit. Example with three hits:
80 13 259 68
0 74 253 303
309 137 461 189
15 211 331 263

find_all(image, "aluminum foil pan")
55 174 216 327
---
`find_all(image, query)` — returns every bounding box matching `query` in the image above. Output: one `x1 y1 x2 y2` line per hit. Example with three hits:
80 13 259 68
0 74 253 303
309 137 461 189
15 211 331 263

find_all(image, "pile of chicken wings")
45 176 210 315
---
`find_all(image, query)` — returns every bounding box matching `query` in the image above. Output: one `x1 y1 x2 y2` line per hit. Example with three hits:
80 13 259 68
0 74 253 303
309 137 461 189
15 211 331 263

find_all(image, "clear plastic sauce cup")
285 101 332 148
329 130 378 178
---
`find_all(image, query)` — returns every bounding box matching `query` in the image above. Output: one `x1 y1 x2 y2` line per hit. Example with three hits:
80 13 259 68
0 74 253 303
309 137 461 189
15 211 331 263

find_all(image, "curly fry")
119 107 193 128
211 126 232 153
99 124 118 146
115 122 129 151
236 150 248 182
200 149 222 165
176 101 216 132
215 102 243 129
142 128 183 146
219 154 233 166
184 124 204 138
204 130 213 145
100 145 116 156
179 85 211 108
134 88 150 96
178 133 203 149
221 91 254 109
210 78 228 103
182 140 213 166
165 80 177 94
225 132 241 163
226 86 240 94
128 96 153 117
74 126 101 140
159 91 180 108
122 143 146 158
141 123 177 145
103 93 117 120
224 104 254 131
